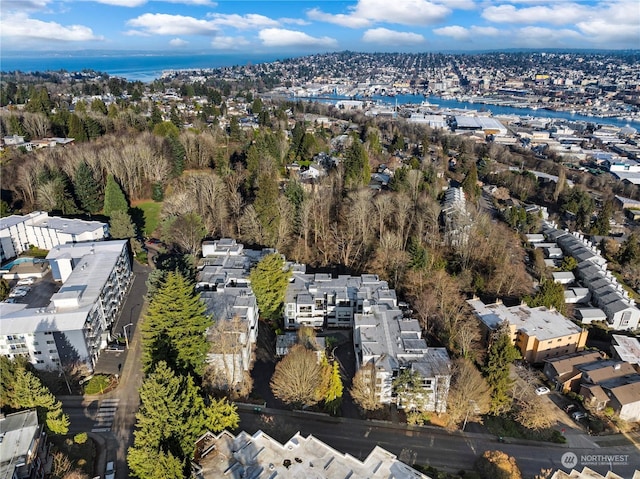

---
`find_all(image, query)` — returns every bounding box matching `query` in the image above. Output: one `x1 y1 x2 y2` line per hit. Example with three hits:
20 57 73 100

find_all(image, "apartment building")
354 304 451 413
284 268 396 330
0 211 108 263
469 298 588 363
0 240 132 371
196 239 267 387
192 429 431 479
0 410 50 479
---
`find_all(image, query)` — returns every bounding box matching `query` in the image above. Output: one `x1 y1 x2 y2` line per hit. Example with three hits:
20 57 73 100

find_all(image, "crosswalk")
91 398 119 432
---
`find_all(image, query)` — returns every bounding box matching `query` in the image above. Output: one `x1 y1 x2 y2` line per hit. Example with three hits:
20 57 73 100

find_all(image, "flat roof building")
192 429 431 479
468 298 588 363
0 211 108 263
0 240 131 371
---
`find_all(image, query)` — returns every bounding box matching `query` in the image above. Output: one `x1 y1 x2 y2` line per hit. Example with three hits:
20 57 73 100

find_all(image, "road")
61 259 149 479
237 405 640 478
59 259 640 478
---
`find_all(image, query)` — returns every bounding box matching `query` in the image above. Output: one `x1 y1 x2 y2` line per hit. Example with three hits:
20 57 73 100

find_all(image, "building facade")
354 304 451 413
284 268 396 330
0 240 132 371
0 409 50 479
0 211 108 263
469 298 588 363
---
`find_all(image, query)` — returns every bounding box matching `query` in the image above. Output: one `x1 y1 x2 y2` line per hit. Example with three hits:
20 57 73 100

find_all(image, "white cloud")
95 0 215 6
576 1 640 44
470 25 499 36
307 8 372 28
362 28 425 45
483 3 593 25
308 0 451 28
280 17 311 26
211 35 250 50
206 13 279 30
513 26 583 46
2 0 50 11
169 37 189 47
258 28 338 48
0 12 104 42
126 13 219 36
433 25 470 40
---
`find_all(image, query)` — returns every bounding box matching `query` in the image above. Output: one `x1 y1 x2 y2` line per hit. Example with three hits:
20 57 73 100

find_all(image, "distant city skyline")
0 0 639 54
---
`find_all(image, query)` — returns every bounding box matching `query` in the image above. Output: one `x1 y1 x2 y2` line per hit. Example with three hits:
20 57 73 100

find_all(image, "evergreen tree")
90 98 108 115
141 272 211 377
461 162 481 202
525 279 567 314
67 114 88 142
591 200 612 236
344 135 370 188
619 233 640 266
0 278 10 301
253 172 280 245
324 360 343 415
102 174 128 217
127 361 238 479
483 327 520 415
249 253 291 322
109 210 137 239
73 162 102 214
9 367 70 434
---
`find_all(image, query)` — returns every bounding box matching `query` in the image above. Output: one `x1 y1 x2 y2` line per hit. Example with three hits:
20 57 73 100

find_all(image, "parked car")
535 386 550 396
564 404 578 414
16 277 35 286
572 411 587 421
105 461 115 479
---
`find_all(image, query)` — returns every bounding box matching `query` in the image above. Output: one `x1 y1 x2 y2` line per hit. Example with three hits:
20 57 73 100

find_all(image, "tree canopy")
102 174 129 217
141 272 211 377
484 327 520 415
249 253 291 322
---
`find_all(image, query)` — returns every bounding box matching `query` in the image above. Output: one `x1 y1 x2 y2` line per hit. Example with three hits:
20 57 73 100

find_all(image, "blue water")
0 53 283 82
1 257 37 270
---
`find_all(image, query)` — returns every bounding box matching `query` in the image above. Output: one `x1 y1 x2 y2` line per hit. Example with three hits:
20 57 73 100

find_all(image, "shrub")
73 433 88 444
83 375 110 395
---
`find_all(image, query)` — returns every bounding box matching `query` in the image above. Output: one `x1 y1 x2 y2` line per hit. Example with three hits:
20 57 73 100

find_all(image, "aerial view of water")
0 52 282 82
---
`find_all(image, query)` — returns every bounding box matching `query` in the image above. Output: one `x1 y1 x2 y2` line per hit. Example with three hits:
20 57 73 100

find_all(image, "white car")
105 461 115 479
535 386 550 395
16 277 35 286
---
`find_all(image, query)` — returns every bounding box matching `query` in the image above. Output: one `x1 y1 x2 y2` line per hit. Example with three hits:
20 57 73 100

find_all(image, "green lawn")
134 200 162 237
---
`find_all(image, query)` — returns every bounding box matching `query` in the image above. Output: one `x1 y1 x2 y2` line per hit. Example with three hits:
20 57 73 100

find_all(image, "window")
34 351 42 355
33 342 39 346
36 360 44 364
49 349 57 354
46 340 54 345
44 331 53 335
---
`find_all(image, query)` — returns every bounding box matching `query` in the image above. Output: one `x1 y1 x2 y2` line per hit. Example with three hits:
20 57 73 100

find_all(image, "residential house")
541 221 640 331
283 268 396 330
196 239 267 387
0 240 132 371
192 429 431 479
543 350 605 392
468 298 588 363
0 211 108 263
0 409 50 479
577 360 637 410
598 376 640 421
611 334 640 367
353 304 451 413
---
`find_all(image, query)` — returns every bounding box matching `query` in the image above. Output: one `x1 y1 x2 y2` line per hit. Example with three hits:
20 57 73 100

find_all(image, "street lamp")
123 323 133 350
462 400 478 432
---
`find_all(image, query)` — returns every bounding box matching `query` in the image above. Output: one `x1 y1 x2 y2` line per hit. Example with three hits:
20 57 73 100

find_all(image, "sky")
1 0 639 54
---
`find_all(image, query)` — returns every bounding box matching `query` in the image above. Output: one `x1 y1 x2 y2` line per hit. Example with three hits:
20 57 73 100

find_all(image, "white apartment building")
0 240 132 371
354 304 451 413
197 239 267 387
283 268 396 330
0 211 108 263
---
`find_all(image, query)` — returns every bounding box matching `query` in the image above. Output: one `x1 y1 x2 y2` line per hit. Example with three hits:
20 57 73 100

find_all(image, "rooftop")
611 334 640 365
193 430 430 479
468 298 584 341
0 409 40 479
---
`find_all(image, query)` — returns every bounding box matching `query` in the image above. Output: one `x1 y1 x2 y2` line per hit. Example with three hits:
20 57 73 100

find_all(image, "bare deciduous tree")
445 359 491 429
270 345 322 407
350 362 382 412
